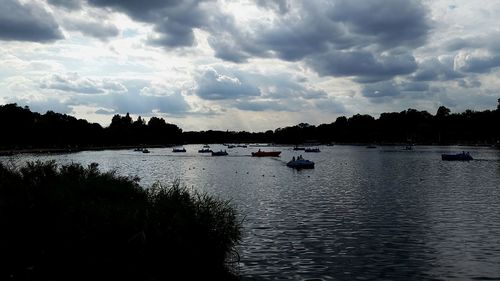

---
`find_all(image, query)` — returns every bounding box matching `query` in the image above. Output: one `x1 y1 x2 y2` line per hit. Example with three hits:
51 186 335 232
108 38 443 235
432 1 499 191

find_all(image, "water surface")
2 145 500 280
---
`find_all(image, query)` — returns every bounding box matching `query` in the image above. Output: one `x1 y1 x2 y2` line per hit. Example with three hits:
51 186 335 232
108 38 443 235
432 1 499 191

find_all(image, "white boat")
198 145 212 153
212 150 228 156
287 156 314 169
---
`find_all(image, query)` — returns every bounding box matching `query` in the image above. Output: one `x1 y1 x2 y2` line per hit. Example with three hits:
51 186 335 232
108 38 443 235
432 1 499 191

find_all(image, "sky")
1 0 499 131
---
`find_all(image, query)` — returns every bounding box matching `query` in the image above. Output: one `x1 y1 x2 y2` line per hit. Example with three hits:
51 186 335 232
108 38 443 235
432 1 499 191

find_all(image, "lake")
2 145 500 280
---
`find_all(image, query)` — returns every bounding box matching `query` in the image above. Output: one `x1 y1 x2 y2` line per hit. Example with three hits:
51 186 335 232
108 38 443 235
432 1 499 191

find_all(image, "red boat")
251 150 281 157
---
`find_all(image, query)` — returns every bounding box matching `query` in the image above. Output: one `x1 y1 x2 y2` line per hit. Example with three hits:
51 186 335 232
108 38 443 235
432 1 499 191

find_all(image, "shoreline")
1 143 497 157
0 144 169 156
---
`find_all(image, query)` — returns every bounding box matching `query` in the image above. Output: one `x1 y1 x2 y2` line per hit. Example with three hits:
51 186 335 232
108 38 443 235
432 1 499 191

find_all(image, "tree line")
1 101 499 150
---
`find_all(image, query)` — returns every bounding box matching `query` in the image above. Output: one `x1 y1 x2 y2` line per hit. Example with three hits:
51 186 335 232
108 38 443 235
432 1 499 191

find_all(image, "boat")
227 145 236 149
287 156 314 169
366 145 377 149
237 144 247 148
142 149 150 153
305 148 320 153
403 145 413 150
251 150 281 157
293 146 305 151
441 152 473 161
198 145 212 153
212 150 228 156
134 147 144 152
172 147 186 152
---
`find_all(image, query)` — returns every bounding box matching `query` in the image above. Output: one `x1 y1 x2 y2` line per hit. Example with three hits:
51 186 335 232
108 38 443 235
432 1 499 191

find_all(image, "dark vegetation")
0 161 242 280
1 100 500 151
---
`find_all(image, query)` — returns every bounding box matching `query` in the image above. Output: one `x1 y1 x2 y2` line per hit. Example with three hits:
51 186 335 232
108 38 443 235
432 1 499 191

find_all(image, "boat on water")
198 145 212 153
366 145 377 149
293 146 305 151
305 148 320 153
172 147 186 152
134 147 144 152
212 150 228 156
287 156 314 169
142 149 150 153
442 152 473 161
251 150 281 157
227 145 236 149
237 144 247 148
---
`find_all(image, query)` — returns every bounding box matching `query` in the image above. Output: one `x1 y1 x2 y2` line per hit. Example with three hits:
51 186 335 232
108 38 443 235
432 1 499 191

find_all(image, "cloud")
47 0 82 10
314 98 346 113
307 50 418 83
234 100 289 112
62 17 119 40
255 0 291 14
0 0 63 42
40 73 127 94
195 68 261 100
329 0 430 48
81 80 191 115
455 52 500 74
85 0 217 48
208 0 430 82
94 108 114 114
412 57 463 81
399 81 429 92
7 97 73 114
362 81 401 98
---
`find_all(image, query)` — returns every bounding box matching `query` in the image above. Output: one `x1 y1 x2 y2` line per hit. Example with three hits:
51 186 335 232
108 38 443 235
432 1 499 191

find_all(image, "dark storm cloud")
457 55 500 74
362 79 431 99
208 0 430 82
399 81 429 92
445 32 500 53
195 68 261 100
0 0 63 42
314 98 346 113
48 0 431 83
308 50 417 83
329 0 430 48
362 81 401 98
457 77 481 88
195 66 327 103
412 57 463 81
85 0 212 48
440 32 500 74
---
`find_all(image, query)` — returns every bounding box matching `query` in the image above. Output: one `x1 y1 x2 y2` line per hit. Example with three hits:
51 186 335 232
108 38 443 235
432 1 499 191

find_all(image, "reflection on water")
2 145 500 280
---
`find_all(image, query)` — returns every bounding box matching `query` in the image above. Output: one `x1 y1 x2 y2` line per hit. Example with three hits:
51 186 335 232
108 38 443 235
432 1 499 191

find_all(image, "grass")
0 161 242 281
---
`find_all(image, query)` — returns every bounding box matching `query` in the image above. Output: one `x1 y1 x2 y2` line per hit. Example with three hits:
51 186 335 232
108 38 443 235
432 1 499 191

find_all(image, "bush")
0 161 242 281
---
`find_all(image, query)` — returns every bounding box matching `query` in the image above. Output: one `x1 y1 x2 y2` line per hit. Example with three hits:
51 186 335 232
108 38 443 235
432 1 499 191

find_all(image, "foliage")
1 101 500 147
0 161 242 281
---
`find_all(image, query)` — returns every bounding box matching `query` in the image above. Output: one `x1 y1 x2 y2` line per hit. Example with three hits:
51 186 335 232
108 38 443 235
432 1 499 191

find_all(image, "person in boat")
258 149 261 152
292 156 295 161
